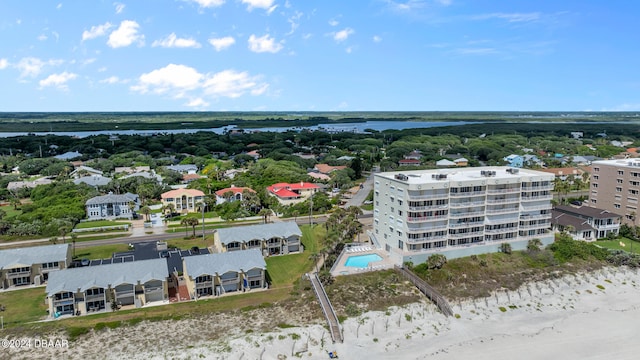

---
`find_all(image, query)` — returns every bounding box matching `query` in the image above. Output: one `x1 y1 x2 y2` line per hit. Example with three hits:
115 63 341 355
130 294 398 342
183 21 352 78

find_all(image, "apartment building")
372 167 555 264
590 159 640 226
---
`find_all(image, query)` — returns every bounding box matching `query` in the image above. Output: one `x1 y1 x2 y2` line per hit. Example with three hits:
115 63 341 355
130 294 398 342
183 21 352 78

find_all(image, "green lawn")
596 237 640 254
0 287 49 327
73 243 130 260
75 220 131 229
0 204 21 218
265 225 323 287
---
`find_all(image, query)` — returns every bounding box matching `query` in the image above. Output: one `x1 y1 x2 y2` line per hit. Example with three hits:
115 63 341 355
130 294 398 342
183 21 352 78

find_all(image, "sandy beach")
5 266 640 360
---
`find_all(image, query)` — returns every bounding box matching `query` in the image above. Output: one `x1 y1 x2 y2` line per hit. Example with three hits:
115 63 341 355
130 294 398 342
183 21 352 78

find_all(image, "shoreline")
5 266 640 360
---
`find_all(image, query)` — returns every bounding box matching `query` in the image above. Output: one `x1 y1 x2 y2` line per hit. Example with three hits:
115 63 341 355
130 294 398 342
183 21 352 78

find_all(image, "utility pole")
309 192 313 226
201 201 206 242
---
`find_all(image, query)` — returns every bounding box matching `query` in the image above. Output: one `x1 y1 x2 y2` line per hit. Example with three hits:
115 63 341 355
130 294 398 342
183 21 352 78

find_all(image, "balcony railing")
449 210 485 218
85 293 105 301
449 231 484 238
485 197 520 204
484 228 517 234
408 204 448 211
522 184 554 191
7 270 31 279
449 221 484 228
406 215 448 223
520 194 553 201
53 298 74 306
450 191 486 197
520 204 552 211
406 235 448 243
406 225 448 233
449 201 485 208
221 278 238 285
486 188 520 194
519 222 550 230
520 213 552 220
407 193 449 200
485 207 519 215
195 281 213 288
115 289 134 298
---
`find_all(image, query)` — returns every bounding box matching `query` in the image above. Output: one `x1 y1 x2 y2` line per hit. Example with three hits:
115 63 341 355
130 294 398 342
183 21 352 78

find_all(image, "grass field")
0 204 21 218
75 220 131 229
265 225 323 287
0 287 49 327
73 243 130 260
596 237 640 254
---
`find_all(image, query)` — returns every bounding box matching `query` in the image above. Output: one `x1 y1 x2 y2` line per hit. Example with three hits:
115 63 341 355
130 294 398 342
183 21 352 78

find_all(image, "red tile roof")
215 186 256 196
161 188 205 199
314 163 347 174
267 182 319 198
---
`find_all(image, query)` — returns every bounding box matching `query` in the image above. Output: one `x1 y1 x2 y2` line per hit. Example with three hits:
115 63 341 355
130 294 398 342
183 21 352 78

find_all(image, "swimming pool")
344 254 383 268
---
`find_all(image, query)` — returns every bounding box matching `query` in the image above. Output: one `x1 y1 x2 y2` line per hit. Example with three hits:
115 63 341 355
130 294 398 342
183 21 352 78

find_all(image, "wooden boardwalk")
395 265 454 317
308 273 343 343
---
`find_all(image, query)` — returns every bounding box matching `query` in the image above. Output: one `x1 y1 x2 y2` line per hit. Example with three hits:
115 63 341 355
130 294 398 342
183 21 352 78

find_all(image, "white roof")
376 166 554 184
217 221 302 246
0 244 70 269
46 258 168 295
184 249 265 277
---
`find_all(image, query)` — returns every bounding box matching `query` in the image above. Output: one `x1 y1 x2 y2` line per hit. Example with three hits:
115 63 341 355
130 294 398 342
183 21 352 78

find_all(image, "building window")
617 179 623 184
398 240 404 250
615 204 621 209
616 187 622 192
594 167 599 172
592 183 598 188
593 175 599 180
618 170 625 176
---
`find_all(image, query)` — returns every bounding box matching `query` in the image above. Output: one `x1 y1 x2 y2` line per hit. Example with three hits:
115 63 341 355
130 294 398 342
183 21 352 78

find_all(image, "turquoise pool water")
344 254 383 268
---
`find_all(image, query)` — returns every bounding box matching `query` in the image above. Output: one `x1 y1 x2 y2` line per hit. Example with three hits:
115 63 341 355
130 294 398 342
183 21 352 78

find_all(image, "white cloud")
131 64 203 95
98 66 107 72
100 76 123 84
328 19 339 26
286 11 303 35
114 2 125 14
38 34 48 41
56 3 62 9
16 57 60 78
208 36 235 51
472 12 541 23
601 103 640 111
248 34 283 53
188 0 225 8
186 98 210 108
203 69 267 98
107 20 144 48
39 71 77 90
453 47 497 55
333 28 354 42
241 0 275 11
82 22 113 41
131 64 269 101
373 35 382 42
0 59 8 69
81 58 97 66
152 33 201 48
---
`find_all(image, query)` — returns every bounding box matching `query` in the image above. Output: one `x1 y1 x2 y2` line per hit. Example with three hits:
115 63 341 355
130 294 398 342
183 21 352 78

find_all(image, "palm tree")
70 233 78 258
258 208 271 224
181 217 199 237
291 210 300 222
140 206 152 222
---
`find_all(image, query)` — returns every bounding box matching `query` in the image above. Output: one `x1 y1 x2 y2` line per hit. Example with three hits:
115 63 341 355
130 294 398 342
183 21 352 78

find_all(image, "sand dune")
5 267 640 360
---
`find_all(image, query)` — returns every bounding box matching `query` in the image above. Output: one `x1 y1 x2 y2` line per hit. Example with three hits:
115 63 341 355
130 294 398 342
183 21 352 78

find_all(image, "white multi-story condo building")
373 167 555 263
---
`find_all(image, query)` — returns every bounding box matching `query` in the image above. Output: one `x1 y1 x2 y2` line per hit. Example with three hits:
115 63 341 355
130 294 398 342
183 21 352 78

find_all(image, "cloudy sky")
0 0 638 112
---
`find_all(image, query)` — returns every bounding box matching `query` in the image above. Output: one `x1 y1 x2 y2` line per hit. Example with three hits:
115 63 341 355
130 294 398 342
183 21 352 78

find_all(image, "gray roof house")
85 192 139 220
215 221 303 255
45 258 169 318
183 248 267 297
0 244 72 289
165 164 198 174
551 205 622 241
54 151 83 160
70 165 103 179
73 175 111 188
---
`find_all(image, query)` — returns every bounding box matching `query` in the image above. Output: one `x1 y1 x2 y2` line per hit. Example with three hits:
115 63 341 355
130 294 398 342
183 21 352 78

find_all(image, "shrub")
426 254 447 270
67 327 89 340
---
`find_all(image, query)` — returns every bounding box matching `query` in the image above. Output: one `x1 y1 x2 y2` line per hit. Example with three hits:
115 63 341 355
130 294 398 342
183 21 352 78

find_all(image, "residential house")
503 154 524 168
114 166 151 174
454 158 469 167
308 172 331 181
161 188 205 213
54 151 83 160
121 171 163 184
182 248 266 298
246 150 261 160
70 166 103 179
436 159 456 167
85 193 139 220
0 244 72 289
165 164 198 174
215 186 256 205
537 167 587 182
267 182 320 205
398 159 421 167
215 221 303 255
7 177 53 191
404 150 423 161
314 163 347 175
45 258 168 318
73 175 111 188
182 173 202 184
551 205 622 240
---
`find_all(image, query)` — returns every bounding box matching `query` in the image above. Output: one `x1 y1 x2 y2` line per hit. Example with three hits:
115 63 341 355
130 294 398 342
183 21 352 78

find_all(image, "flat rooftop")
593 159 640 169
375 166 553 184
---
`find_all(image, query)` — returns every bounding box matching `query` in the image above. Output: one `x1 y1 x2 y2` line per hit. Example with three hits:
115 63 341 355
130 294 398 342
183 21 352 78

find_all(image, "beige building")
589 159 640 225
214 222 302 255
0 244 72 289
161 188 205 214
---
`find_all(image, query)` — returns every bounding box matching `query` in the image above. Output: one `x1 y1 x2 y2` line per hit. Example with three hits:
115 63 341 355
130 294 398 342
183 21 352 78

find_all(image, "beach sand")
6 267 640 360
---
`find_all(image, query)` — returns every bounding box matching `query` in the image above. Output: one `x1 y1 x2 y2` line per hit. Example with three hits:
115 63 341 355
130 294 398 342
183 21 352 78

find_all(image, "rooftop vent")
506 168 519 174
431 174 448 180
395 174 409 181
481 170 497 177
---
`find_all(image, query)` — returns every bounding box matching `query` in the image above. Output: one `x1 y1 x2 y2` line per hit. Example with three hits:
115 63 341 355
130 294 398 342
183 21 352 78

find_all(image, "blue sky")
0 0 638 112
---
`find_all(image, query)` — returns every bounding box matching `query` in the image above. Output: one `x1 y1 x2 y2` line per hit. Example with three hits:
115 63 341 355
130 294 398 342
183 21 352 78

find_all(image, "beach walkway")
395 265 454 317
308 273 343 343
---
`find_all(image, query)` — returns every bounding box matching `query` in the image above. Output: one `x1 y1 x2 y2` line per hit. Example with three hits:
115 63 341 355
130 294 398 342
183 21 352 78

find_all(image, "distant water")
0 120 472 138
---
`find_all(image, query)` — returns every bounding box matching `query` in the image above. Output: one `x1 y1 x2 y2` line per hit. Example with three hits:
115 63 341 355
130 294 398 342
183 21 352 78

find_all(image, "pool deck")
331 243 397 277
